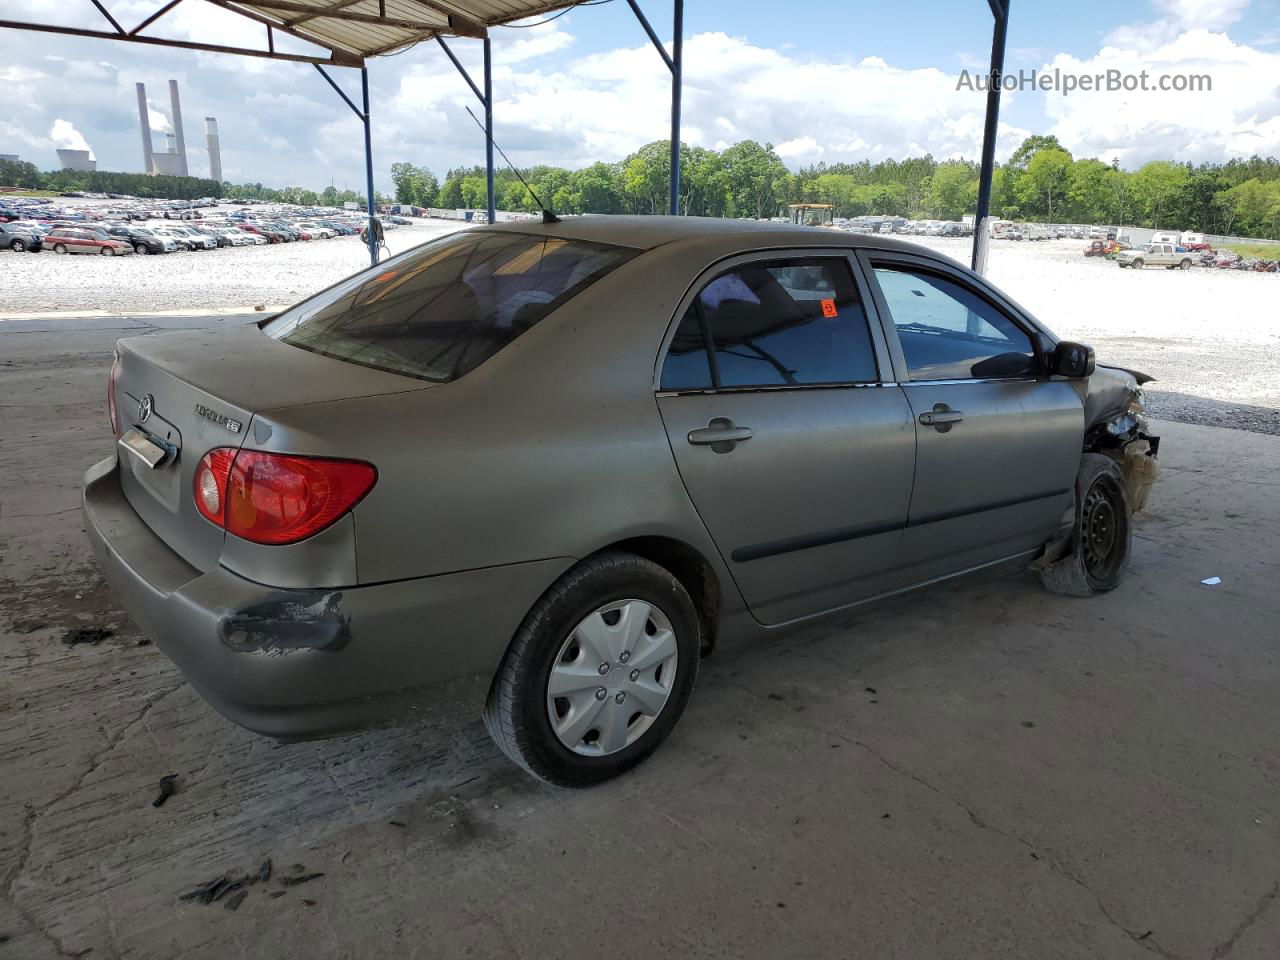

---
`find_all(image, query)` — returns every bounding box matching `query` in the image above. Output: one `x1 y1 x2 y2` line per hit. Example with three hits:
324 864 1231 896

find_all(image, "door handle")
688 418 753 451
919 404 964 432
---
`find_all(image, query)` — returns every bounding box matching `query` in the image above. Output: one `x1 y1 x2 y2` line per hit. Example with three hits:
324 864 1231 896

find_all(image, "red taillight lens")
107 352 122 438
193 448 376 545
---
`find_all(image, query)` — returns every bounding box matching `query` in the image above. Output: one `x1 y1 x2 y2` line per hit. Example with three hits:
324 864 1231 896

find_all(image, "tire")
1040 453 1132 597
484 551 701 787
100 246 114 256
1180 259 1191 270
1131 258 1144 269
53 243 67 254
10 238 26 252
134 243 148 255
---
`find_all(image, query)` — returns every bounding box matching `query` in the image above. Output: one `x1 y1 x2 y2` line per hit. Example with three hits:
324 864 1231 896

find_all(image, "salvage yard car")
46 227 133 255
1116 242 1193 270
83 217 1160 786
0 221 44 252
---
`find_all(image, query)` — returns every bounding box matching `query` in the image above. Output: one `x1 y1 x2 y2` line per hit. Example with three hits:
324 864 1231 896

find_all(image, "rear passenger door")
857 251 1082 588
656 251 916 625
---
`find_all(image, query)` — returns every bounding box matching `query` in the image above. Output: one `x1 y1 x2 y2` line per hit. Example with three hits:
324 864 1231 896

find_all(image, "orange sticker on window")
820 298 838 318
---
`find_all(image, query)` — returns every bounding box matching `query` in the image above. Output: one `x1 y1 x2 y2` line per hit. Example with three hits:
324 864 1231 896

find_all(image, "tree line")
392 135 1280 239
7 135 1280 239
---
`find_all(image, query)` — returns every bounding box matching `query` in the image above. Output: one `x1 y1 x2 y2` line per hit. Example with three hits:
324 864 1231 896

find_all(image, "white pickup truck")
1116 242 1193 270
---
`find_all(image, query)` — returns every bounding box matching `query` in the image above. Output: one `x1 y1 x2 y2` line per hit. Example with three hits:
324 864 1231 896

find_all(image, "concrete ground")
2 315 1278 960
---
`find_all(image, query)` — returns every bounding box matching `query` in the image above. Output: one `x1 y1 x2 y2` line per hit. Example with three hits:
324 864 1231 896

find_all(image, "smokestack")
204 117 222 183
136 82 154 174
168 79 188 176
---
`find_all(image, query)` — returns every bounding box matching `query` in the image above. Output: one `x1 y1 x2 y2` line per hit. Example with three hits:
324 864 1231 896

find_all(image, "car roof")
483 214 928 254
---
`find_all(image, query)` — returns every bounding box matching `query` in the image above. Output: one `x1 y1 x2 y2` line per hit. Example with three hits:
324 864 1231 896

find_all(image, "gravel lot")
2 223 1276 433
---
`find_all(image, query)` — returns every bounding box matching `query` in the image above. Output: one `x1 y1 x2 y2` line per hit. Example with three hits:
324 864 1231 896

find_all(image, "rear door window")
264 231 638 382
660 258 879 390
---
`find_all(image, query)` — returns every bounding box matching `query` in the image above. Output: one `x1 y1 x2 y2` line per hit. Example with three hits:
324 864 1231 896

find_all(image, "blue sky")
2 0 1279 190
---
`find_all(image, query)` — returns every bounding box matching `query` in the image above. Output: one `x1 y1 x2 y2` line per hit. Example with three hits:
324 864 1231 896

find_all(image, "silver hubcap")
546 599 678 757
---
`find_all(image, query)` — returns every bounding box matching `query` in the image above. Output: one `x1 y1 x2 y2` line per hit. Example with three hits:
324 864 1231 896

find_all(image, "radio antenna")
465 106 560 224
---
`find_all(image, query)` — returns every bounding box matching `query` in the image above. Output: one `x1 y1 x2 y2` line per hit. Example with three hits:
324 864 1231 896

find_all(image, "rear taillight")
107 352 122 438
194 448 376 545
193 448 237 526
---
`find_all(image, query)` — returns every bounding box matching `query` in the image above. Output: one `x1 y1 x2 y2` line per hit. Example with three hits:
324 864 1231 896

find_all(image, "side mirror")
1052 341 1096 379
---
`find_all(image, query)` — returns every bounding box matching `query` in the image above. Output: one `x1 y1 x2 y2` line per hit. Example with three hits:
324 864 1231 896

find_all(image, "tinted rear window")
263 230 637 383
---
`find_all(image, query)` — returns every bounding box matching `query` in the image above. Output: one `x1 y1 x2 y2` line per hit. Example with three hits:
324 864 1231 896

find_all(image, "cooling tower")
56 149 96 172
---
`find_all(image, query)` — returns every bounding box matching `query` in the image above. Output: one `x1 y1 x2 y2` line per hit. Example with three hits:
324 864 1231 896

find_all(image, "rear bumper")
83 456 570 739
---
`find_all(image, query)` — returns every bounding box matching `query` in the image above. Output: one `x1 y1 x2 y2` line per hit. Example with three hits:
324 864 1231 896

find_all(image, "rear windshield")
262 230 638 382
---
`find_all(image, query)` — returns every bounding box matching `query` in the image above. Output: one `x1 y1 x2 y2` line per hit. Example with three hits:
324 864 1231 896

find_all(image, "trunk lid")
114 322 427 572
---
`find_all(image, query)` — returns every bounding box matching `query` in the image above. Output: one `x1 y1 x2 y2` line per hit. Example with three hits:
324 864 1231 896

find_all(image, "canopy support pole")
316 63 379 265
971 0 1009 275
437 35 495 223
483 36 495 223
625 0 683 214
361 66 378 265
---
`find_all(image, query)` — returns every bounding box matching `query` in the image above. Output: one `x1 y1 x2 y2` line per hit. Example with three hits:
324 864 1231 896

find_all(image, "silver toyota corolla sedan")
83 216 1160 786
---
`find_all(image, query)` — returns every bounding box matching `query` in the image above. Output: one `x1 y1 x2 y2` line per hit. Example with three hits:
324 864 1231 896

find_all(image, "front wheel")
1040 453 1132 597
100 246 114 256
1130 258 1144 269
135 243 148 255
484 552 700 787
10 238 26 252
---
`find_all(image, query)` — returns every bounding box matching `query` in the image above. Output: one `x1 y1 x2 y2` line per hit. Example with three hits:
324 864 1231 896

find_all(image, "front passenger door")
860 254 1083 588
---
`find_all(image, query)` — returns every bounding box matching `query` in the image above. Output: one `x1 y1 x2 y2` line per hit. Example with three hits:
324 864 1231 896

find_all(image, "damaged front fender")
1082 364 1160 513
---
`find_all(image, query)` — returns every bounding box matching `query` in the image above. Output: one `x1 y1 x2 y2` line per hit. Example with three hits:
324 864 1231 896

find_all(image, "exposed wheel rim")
12 240 25 251
546 599 679 757
1080 478 1125 581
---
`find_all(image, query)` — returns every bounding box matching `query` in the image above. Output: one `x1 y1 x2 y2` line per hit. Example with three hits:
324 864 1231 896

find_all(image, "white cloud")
50 118 93 157
1040 25 1280 166
148 107 171 133
1153 0 1249 30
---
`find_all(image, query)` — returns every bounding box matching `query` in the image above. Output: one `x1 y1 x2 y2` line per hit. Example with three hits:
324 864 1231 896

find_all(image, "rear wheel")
484 552 700 787
53 243 67 254
1180 259 1191 270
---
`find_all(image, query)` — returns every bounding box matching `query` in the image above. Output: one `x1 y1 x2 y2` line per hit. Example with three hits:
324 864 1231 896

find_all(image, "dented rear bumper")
82 456 570 739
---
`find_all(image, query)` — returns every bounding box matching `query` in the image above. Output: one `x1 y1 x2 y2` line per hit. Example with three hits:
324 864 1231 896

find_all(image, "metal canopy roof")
220 0 580 58
0 0 583 66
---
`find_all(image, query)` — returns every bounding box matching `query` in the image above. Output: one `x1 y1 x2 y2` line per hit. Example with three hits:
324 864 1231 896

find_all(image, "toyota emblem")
138 394 154 424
